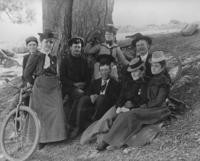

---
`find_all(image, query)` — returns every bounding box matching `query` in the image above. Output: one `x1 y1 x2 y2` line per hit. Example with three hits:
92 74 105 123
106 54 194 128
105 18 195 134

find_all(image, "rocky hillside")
1 30 200 161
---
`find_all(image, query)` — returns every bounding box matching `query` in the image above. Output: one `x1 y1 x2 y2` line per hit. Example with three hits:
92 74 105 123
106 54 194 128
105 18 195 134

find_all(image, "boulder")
181 23 198 36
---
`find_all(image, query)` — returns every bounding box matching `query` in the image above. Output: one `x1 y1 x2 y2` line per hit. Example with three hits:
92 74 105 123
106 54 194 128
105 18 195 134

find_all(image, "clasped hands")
116 100 133 114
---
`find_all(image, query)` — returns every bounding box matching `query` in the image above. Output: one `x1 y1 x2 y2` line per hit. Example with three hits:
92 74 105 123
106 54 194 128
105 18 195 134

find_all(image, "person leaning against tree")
24 29 67 150
60 37 91 136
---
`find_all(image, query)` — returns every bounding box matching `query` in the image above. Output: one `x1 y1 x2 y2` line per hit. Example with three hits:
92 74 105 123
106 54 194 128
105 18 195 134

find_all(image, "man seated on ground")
70 54 121 138
84 24 129 80
60 37 91 136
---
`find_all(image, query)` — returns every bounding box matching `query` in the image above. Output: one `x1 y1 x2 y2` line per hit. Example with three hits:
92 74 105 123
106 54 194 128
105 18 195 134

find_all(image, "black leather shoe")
96 141 109 151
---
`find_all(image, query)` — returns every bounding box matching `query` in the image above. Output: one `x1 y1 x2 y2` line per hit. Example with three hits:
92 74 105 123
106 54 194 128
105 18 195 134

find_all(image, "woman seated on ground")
95 50 172 151
80 56 147 145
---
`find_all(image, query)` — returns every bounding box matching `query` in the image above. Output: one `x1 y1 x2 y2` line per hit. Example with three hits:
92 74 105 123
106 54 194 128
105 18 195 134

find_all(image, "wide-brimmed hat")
68 36 84 47
38 29 57 41
104 24 118 35
131 34 152 47
151 51 166 63
25 36 38 45
96 54 115 65
125 32 143 39
127 57 144 72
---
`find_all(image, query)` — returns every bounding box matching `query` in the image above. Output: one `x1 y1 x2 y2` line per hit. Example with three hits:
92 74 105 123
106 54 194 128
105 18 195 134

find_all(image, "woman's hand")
90 94 98 104
116 107 130 114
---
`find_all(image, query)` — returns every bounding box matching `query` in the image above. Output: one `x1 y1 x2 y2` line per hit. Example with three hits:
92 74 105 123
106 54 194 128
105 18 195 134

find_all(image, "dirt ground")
1 30 200 161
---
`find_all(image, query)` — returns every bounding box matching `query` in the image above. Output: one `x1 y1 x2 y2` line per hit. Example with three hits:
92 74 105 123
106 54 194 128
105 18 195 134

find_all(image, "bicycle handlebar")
4 79 32 92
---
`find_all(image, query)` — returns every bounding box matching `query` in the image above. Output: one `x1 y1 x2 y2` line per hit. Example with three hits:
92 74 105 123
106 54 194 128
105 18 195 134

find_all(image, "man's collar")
101 78 110 84
139 52 149 62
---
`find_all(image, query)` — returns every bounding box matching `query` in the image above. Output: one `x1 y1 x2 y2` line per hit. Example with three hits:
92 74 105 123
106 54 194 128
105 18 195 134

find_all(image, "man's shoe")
96 141 109 151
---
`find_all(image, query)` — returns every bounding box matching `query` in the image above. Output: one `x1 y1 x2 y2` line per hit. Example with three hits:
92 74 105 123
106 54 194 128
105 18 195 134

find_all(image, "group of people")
22 24 173 151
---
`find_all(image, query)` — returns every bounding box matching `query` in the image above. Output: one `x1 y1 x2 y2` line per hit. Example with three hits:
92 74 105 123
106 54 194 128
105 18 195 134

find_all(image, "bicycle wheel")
0 106 41 161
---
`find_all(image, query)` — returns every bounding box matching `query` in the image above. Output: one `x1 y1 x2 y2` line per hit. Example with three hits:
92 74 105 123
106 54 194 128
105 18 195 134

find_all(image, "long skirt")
103 107 171 147
80 106 117 144
29 75 67 143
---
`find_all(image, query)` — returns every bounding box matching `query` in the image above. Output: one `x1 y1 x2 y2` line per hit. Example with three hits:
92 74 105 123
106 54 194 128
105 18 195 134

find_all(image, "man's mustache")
137 48 146 51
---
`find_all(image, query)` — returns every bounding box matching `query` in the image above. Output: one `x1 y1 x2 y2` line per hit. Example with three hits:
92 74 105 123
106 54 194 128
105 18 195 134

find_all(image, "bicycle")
0 79 41 161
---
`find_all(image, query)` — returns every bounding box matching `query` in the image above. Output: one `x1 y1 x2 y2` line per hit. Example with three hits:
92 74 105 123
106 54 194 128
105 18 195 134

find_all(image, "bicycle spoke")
1 107 40 161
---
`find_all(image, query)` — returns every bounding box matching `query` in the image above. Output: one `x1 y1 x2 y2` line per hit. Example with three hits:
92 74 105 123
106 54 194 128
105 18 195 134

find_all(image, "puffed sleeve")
147 85 169 108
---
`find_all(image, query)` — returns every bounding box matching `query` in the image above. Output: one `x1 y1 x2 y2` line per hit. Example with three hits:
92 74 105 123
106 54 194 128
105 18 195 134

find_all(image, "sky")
113 0 200 27
0 1 42 48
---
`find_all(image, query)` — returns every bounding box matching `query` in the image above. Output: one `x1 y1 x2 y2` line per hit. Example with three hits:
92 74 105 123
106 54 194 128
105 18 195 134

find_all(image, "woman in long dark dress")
96 51 171 151
24 30 67 149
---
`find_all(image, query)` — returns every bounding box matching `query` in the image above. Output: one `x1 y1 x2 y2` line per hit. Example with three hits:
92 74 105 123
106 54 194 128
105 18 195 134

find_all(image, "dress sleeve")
147 86 169 108
23 54 39 85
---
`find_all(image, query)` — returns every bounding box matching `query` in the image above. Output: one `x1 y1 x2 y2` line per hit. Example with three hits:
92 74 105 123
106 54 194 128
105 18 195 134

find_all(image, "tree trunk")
42 0 114 50
42 0 73 52
71 0 114 39
42 0 114 74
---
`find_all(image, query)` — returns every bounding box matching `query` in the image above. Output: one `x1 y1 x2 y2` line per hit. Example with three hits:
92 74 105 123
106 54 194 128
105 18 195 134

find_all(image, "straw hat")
127 57 144 72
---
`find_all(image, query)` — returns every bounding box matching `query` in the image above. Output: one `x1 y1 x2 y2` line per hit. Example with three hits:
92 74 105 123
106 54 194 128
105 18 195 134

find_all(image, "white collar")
101 78 110 85
40 49 50 55
140 52 148 62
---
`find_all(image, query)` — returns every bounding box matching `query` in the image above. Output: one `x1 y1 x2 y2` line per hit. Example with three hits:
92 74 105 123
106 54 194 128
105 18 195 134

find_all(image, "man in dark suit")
70 54 121 138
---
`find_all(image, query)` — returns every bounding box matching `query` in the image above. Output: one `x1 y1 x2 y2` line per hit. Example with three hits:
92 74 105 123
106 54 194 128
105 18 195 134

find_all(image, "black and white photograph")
0 0 200 160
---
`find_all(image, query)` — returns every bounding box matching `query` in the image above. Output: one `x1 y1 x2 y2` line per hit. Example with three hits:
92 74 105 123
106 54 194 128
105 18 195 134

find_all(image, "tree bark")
42 0 114 74
42 0 114 49
71 0 114 39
